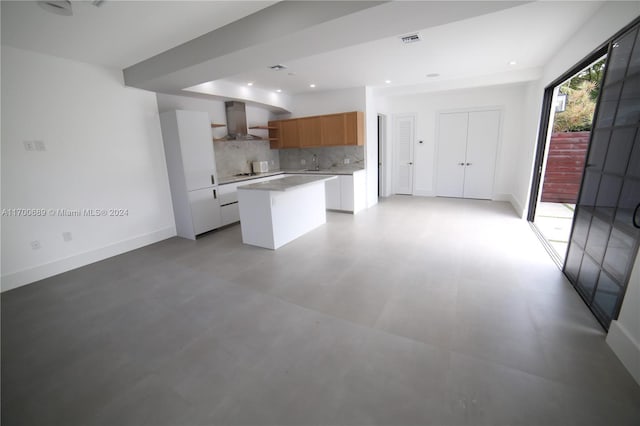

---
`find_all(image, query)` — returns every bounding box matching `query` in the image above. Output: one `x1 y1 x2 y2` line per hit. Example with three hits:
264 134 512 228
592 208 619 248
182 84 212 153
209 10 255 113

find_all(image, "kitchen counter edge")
219 168 364 185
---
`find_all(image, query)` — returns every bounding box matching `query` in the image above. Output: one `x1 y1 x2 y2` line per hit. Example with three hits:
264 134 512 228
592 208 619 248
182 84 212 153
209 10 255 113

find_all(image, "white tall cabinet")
160 110 221 240
436 110 500 199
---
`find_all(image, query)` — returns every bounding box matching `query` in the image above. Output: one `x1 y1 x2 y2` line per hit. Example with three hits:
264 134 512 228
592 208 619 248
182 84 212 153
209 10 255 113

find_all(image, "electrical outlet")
23 141 35 151
30 240 41 250
34 140 46 151
343 158 350 164
301 159 306 165
62 232 72 242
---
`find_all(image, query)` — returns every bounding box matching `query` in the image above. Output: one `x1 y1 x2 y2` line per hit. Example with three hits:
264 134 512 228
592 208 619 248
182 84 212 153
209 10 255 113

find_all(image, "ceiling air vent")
37 1 73 16
400 33 421 44
269 64 288 71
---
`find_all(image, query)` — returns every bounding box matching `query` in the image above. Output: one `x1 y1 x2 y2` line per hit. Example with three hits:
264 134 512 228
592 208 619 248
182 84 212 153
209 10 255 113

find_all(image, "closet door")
464 110 501 199
436 112 468 197
564 23 640 329
394 115 415 195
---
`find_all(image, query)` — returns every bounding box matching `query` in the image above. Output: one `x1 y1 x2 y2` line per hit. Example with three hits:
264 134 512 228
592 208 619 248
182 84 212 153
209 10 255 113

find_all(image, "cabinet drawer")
221 203 240 226
219 184 239 205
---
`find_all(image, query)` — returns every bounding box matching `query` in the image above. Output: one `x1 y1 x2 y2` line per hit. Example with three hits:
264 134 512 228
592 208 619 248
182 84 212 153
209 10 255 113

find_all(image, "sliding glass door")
564 21 640 329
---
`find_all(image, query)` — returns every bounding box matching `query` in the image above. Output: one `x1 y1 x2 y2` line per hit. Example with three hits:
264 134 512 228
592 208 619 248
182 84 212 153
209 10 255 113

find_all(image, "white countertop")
237 175 337 191
219 167 364 185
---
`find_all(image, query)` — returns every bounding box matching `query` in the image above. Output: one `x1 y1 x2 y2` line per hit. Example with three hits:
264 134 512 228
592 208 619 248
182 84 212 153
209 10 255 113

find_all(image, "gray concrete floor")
2 196 639 426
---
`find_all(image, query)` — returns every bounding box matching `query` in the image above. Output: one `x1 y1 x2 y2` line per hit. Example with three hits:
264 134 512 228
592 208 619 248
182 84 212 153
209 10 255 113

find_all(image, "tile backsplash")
278 146 365 170
214 140 280 178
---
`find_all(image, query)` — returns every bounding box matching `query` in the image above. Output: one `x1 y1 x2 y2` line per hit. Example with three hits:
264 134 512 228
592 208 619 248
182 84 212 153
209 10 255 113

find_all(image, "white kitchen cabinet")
160 110 221 239
325 177 341 210
218 174 288 226
188 188 222 235
436 110 500 200
325 170 366 213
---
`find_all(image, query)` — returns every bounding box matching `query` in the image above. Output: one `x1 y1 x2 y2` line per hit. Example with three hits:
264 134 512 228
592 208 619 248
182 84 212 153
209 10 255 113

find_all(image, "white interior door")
464 110 500 199
436 112 468 197
394 115 414 195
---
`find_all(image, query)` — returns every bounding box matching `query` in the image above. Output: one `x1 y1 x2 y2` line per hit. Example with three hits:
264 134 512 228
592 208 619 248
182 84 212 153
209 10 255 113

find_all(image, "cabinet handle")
458 162 465 166
466 163 472 166
633 203 640 229
211 175 215 185
213 189 217 199
408 162 413 165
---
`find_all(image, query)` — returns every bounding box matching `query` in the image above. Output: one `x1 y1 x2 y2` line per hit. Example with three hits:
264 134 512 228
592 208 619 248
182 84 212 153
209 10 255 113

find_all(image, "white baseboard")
1 226 176 292
412 190 435 197
607 320 640 386
493 193 523 216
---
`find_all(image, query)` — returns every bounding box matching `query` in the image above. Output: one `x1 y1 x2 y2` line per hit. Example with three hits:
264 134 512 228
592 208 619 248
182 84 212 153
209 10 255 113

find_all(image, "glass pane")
627 28 640 76
628 131 640 178
603 228 636 281
565 242 584 281
614 99 640 126
600 81 623 102
573 208 592 247
595 100 618 128
604 128 636 174
579 169 601 207
615 177 640 231
577 253 600 301
595 174 623 219
585 215 611 263
587 129 610 170
593 271 623 322
604 29 637 86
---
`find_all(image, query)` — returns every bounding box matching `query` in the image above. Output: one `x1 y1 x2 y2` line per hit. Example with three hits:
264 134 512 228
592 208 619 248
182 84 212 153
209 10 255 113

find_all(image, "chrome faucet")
312 154 320 171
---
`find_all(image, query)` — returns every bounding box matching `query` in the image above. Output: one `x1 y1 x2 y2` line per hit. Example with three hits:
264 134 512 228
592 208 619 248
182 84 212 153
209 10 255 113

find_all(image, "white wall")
364 87 378 207
287 87 366 118
607 251 640 385
514 1 640 218
1 46 175 291
383 83 527 209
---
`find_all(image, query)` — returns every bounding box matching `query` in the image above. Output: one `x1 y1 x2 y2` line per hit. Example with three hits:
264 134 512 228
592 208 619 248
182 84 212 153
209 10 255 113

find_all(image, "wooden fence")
540 131 590 203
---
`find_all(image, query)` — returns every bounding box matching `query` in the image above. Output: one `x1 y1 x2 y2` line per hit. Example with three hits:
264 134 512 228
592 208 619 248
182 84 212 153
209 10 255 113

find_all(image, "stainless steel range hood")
223 101 261 141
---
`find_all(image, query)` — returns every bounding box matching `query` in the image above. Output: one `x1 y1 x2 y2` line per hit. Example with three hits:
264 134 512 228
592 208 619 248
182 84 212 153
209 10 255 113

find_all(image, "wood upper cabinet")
270 111 363 149
345 112 364 146
298 117 321 147
320 113 346 146
281 119 300 148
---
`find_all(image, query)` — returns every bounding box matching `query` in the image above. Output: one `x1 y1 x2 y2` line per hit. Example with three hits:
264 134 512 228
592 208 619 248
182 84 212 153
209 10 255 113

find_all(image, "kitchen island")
237 175 337 249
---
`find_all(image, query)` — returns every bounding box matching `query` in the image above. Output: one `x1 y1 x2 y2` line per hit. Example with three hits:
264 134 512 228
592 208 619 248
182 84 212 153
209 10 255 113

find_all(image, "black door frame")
528 17 640 222
526 46 609 222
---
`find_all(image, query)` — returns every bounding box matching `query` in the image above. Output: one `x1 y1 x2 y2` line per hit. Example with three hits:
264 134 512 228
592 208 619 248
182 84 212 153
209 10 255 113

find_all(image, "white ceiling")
0 1 276 68
1 1 608 98
220 1 604 94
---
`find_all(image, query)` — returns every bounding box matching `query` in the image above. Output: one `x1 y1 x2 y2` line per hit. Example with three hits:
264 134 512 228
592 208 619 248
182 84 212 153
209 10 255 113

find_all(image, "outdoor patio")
534 202 576 260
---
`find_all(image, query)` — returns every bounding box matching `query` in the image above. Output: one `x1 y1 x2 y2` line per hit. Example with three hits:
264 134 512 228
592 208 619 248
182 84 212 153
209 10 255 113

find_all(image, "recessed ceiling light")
269 64 288 71
309 84 316 88
247 82 254 86
426 73 440 78
385 80 392 84
508 60 517 66
276 89 282 93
